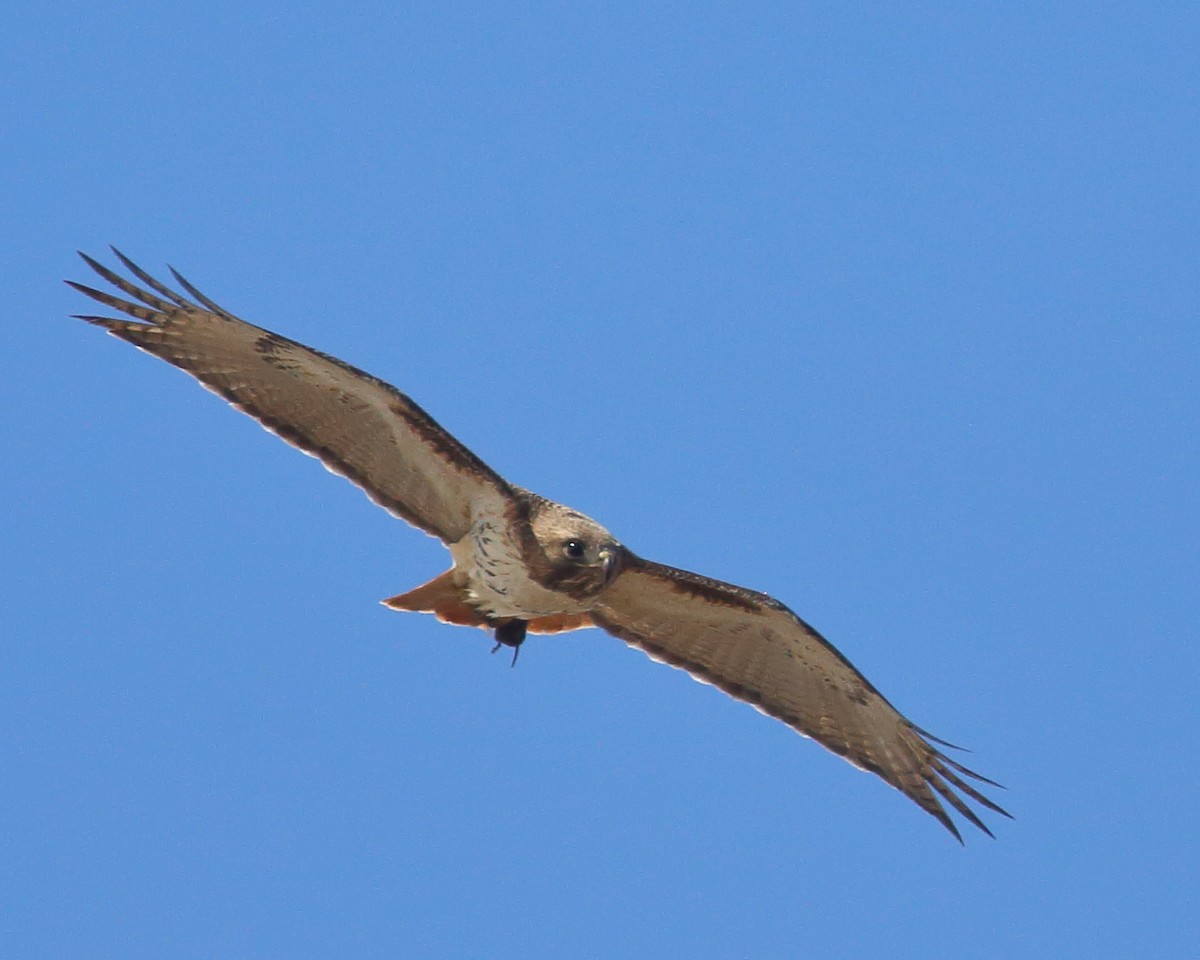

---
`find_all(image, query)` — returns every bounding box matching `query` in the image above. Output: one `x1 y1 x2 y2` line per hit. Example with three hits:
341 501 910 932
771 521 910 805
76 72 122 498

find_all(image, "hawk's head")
525 498 622 599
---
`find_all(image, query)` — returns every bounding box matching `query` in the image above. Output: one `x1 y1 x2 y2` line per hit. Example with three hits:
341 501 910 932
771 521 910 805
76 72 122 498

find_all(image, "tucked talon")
491 619 527 667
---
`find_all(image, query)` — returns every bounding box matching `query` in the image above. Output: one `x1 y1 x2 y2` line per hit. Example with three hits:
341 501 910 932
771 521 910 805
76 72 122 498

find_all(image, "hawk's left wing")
592 553 1010 840
69 250 512 543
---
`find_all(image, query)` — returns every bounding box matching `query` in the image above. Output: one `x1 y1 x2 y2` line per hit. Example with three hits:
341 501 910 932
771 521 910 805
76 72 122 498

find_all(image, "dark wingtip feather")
927 769 996 840
902 722 1011 840
64 279 111 302
913 724 969 751
65 279 159 323
109 247 196 309
77 252 131 290
76 249 105 273
71 313 122 327
71 251 181 315
936 750 1008 791
169 265 232 316
934 807 966 845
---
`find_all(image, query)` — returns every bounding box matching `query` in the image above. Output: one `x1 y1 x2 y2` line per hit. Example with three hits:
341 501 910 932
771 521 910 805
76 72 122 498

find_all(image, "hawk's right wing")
69 250 512 544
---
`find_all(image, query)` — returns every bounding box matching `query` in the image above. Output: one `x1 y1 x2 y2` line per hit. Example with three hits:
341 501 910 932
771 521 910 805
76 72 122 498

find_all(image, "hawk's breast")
449 509 593 620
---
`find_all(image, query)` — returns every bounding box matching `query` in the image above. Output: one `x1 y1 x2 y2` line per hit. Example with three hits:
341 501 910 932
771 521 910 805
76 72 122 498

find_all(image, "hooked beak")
599 546 621 584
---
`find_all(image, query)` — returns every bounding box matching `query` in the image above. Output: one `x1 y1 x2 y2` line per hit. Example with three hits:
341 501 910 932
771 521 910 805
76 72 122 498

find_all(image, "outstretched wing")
69 249 511 543
592 554 1010 841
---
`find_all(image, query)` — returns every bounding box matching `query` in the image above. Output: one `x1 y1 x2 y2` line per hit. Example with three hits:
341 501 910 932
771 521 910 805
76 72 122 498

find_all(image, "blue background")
3 3 1197 957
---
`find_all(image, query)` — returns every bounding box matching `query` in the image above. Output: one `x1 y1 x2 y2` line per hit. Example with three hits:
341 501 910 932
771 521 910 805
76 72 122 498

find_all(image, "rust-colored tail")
382 569 489 627
382 569 595 635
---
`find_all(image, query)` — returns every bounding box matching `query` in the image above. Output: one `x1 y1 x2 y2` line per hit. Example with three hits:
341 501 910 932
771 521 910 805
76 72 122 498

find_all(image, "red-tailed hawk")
70 249 1010 841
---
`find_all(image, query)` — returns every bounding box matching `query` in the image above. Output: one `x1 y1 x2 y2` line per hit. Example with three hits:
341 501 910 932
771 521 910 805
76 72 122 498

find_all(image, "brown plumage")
70 249 1011 842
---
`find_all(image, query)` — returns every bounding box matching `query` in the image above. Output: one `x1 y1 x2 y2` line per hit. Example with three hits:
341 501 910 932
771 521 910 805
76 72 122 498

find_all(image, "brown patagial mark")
69 248 1011 843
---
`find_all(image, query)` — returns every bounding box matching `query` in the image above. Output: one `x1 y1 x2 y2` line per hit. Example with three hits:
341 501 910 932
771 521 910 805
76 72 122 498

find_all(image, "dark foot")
490 619 527 667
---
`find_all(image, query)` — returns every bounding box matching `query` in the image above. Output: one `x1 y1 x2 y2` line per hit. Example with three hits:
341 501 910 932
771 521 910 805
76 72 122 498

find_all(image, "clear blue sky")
3 2 1197 957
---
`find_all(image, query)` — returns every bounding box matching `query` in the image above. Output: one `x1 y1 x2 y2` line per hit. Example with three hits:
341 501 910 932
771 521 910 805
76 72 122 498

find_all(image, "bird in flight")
70 249 1010 841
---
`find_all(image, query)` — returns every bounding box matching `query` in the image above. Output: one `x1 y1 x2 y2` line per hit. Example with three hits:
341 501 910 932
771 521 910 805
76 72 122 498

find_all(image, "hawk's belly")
449 516 591 621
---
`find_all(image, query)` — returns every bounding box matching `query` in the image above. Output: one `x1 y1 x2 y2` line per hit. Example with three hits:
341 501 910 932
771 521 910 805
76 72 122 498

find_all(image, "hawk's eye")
563 539 587 560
